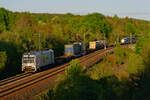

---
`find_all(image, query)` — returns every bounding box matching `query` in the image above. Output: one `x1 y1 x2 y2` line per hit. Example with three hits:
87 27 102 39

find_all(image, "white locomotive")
22 49 54 72
121 37 138 44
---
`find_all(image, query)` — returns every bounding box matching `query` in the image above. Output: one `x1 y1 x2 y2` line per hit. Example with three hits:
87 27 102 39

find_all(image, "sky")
0 0 150 21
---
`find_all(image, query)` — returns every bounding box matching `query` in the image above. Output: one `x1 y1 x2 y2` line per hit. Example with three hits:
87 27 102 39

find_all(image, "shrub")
114 44 126 64
126 53 144 74
90 61 113 80
36 88 54 100
65 59 83 79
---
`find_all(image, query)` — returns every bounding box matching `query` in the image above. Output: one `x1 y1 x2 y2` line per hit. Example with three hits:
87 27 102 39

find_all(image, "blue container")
65 43 82 56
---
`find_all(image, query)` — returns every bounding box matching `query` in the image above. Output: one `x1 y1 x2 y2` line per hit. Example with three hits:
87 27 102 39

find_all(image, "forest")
0 7 150 81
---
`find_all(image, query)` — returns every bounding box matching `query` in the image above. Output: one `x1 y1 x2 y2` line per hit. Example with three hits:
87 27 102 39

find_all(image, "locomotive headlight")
121 39 125 43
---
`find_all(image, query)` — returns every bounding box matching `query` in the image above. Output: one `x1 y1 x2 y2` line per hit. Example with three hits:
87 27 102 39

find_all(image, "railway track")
0 46 114 100
0 47 105 87
0 73 32 86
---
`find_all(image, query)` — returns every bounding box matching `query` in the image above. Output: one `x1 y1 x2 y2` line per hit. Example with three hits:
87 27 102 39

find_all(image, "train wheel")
37 68 41 72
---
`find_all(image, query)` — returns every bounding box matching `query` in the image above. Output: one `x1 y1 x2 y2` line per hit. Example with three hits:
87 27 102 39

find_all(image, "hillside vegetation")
37 33 150 100
0 8 150 79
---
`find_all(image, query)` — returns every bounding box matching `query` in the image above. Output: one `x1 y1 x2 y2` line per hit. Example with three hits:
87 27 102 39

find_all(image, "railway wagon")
121 37 138 44
22 49 54 72
65 43 82 57
89 41 104 49
55 43 83 64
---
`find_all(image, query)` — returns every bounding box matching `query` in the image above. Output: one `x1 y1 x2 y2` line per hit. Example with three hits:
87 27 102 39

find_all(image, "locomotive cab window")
23 57 35 63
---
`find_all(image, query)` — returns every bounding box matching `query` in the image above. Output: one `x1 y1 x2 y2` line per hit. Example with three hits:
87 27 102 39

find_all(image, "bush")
114 44 126 64
65 59 83 79
126 53 144 74
36 88 54 100
90 61 113 80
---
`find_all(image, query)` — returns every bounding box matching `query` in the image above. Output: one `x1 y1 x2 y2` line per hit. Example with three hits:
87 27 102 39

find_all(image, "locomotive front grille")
23 66 36 72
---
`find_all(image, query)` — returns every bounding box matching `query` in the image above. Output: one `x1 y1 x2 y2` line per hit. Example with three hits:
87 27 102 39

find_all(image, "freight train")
22 43 84 72
21 41 108 72
22 49 54 72
22 38 136 73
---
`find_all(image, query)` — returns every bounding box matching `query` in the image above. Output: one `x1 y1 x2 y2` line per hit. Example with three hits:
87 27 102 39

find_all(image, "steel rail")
0 73 32 86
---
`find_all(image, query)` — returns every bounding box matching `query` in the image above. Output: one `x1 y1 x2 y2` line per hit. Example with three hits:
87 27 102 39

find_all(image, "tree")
0 8 9 33
136 32 150 54
81 13 112 38
53 59 100 100
126 22 135 35
141 39 150 71
0 51 7 73
132 33 150 100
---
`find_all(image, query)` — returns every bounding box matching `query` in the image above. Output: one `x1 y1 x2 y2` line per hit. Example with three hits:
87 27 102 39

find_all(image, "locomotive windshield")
22 56 35 63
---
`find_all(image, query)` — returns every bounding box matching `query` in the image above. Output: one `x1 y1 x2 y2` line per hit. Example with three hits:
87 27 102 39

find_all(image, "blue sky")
0 0 150 21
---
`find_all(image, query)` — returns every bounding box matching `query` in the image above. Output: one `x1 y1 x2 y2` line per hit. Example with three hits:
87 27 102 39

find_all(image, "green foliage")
130 32 150 100
36 88 54 100
126 53 144 74
90 61 113 80
0 51 7 73
65 59 83 79
141 39 150 70
98 76 128 100
0 41 22 79
126 22 136 34
0 8 9 32
90 46 131 80
114 44 126 64
136 32 150 54
54 75 100 100
38 60 101 100
38 16 47 23
37 36 150 100
82 13 112 38
107 15 150 43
